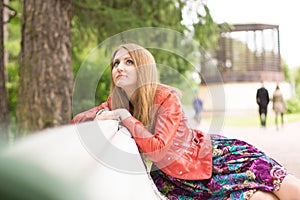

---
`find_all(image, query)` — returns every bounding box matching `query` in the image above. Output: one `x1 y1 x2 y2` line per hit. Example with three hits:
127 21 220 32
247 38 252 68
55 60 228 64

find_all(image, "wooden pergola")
201 23 284 83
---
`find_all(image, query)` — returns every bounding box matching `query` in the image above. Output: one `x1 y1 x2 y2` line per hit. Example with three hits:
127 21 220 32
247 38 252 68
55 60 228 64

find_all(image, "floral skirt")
150 134 288 200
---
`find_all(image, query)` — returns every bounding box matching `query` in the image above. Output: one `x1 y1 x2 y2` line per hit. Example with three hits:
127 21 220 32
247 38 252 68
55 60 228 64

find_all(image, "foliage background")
3 0 300 134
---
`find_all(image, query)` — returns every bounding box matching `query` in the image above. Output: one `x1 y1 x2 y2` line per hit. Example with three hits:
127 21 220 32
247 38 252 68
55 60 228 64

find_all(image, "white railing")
2 120 165 200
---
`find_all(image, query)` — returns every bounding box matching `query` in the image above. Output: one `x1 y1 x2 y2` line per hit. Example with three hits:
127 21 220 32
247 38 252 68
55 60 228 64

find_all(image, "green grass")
201 112 300 127
221 113 300 127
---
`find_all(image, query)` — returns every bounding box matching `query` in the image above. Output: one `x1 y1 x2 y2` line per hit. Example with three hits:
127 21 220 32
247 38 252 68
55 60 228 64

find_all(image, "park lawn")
222 113 300 127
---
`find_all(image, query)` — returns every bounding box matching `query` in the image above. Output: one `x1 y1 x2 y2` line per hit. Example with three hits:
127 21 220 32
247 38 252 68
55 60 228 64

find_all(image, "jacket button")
179 170 183 175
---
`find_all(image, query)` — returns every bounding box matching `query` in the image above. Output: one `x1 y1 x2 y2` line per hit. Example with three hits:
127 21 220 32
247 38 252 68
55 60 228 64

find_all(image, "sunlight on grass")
201 112 300 127
222 113 300 127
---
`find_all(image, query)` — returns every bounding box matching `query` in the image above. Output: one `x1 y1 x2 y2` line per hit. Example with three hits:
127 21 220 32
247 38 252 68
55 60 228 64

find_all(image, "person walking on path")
192 89 203 124
272 85 286 130
71 43 300 199
256 82 270 127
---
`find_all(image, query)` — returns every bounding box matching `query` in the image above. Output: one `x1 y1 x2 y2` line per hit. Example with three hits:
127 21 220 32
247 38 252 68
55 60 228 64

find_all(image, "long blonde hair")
110 43 158 127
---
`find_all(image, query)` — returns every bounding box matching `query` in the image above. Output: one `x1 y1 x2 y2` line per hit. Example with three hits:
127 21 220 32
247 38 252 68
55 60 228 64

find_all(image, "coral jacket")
71 85 212 180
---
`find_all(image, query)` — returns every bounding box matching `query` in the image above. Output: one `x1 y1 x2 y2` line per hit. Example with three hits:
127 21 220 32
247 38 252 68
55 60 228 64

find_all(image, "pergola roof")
230 23 279 32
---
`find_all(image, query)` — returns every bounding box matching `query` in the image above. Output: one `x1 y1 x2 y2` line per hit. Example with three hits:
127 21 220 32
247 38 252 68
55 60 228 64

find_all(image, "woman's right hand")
94 109 118 121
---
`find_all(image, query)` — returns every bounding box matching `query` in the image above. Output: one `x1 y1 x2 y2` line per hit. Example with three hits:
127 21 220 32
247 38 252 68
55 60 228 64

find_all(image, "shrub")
286 97 300 114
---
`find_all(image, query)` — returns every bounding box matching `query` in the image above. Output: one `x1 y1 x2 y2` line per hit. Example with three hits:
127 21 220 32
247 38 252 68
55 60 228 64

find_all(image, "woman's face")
112 48 138 92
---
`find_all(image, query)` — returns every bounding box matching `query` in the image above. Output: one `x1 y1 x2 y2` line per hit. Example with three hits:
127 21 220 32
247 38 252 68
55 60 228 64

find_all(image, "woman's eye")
126 60 134 65
113 61 119 67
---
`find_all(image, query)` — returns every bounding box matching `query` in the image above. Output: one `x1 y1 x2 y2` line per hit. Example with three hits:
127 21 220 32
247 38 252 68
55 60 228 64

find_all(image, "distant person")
192 91 203 123
256 82 270 127
272 85 286 129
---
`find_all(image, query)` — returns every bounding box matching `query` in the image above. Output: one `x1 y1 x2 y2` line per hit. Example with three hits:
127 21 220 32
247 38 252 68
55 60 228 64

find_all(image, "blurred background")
1 0 300 142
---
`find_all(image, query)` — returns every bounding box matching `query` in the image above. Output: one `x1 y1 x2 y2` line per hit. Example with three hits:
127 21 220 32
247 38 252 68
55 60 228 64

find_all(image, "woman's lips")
116 74 125 79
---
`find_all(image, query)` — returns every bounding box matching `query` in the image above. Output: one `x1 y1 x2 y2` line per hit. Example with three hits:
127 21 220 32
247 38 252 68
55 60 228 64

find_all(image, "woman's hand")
94 108 131 121
113 108 132 120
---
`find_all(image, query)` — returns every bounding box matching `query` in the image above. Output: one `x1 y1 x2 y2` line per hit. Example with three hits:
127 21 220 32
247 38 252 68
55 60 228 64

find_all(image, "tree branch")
3 4 17 24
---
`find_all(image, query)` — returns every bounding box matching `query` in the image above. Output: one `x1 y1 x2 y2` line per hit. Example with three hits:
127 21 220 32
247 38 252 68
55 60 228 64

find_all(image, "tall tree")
16 0 73 135
0 0 10 142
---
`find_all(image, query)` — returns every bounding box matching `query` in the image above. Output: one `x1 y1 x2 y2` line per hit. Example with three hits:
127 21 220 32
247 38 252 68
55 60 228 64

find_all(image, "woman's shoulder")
155 84 182 102
156 84 181 95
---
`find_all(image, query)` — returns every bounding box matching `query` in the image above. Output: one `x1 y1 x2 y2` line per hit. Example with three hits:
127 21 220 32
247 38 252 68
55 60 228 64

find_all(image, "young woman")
272 85 286 130
71 43 300 199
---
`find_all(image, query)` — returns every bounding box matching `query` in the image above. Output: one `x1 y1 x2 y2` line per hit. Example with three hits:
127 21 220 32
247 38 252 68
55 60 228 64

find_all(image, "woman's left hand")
94 108 131 121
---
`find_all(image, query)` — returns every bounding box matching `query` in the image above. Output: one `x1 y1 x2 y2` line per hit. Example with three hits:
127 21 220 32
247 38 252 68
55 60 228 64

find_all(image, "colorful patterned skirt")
150 134 288 200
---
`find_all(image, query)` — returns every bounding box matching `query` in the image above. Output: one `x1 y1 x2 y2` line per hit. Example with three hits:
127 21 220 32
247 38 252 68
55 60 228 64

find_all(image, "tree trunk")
16 0 73 135
0 0 10 142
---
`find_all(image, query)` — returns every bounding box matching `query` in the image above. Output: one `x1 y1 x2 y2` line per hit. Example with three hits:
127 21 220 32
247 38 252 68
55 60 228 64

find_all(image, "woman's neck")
123 85 138 101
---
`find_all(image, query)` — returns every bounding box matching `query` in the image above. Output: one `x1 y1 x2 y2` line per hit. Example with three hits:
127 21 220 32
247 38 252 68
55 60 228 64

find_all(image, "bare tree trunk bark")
0 0 10 143
16 0 73 136
3 0 9 65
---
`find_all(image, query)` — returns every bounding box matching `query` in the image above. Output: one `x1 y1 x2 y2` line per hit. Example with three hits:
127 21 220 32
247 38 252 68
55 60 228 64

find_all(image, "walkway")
193 113 300 178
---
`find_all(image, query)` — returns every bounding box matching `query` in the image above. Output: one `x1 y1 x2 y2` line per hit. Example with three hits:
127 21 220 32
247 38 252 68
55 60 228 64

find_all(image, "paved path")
197 117 300 178
183 106 300 178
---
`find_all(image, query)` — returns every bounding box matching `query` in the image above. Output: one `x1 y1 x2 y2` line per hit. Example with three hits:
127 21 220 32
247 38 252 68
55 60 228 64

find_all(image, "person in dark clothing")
192 93 203 124
256 82 270 127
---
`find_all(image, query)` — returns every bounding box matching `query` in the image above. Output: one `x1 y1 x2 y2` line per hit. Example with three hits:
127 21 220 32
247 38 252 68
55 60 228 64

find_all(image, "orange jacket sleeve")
70 96 111 124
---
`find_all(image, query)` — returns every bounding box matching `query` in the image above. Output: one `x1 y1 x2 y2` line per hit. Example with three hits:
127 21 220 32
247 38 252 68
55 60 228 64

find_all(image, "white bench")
3 120 165 200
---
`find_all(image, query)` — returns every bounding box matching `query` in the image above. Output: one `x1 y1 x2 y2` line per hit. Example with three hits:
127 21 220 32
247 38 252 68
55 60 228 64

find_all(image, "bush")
286 97 300 114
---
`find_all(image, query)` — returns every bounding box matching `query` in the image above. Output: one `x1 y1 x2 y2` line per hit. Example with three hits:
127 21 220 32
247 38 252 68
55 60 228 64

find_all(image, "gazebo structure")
199 23 289 112
201 23 284 84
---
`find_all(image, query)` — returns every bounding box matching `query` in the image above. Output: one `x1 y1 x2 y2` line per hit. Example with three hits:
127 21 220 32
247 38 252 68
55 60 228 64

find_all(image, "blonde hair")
110 43 158 127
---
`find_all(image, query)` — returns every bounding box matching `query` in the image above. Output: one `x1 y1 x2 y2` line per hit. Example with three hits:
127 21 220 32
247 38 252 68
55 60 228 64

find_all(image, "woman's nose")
116 62 125 72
